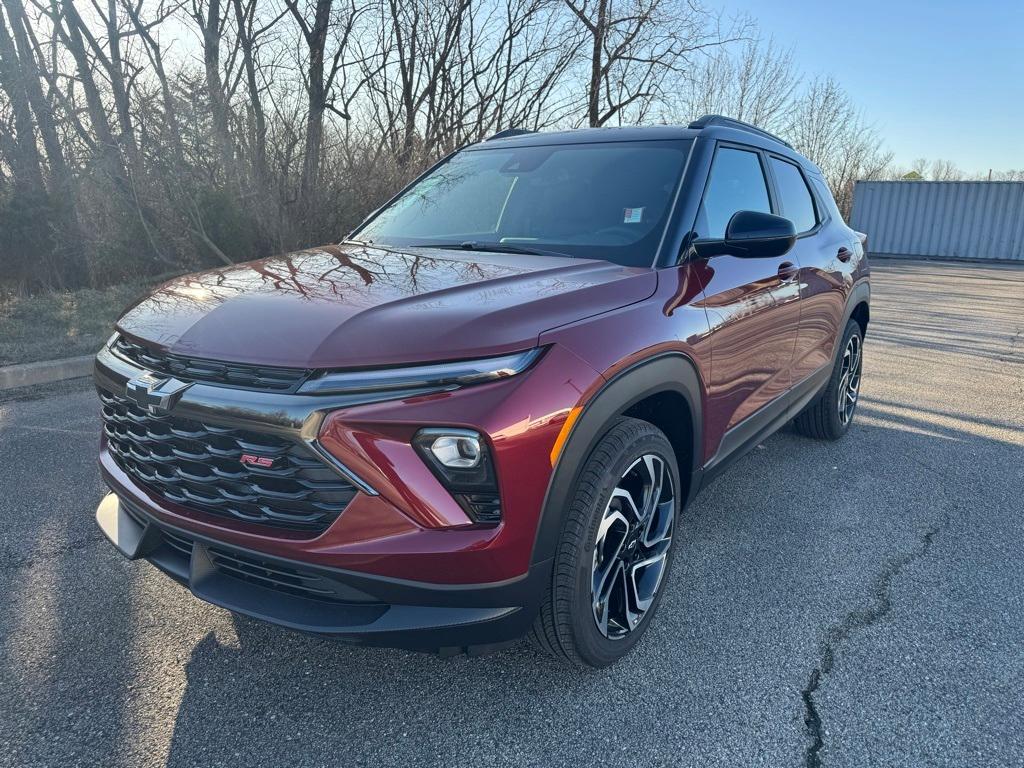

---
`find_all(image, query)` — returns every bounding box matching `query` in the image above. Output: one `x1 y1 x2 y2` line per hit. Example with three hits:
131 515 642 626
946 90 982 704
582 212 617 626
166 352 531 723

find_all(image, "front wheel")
793 318 864 440
530 417 681 667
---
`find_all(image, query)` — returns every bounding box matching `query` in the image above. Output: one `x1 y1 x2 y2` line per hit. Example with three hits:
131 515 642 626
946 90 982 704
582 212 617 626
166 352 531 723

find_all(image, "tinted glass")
357 141 691 267
698 147 771 238
810 176 845 224
770 157 817 232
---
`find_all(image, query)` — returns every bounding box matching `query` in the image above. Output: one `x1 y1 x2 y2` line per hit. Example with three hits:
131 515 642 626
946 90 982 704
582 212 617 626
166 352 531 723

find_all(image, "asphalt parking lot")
1 259 1022 768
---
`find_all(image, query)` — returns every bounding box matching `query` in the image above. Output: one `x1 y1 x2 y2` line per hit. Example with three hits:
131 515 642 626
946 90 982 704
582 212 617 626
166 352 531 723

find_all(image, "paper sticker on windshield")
623 207 644 224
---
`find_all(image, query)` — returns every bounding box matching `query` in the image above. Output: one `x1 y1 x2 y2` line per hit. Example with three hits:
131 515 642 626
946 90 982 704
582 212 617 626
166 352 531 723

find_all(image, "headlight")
298 348 543 396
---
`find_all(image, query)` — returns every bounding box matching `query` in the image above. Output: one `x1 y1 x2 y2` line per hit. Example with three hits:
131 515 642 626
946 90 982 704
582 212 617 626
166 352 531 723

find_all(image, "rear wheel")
793 319 864 440
530 417 680 667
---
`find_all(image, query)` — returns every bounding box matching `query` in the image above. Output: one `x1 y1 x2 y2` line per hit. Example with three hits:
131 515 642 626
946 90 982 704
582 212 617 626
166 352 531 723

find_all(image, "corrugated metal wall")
850 181 1024 261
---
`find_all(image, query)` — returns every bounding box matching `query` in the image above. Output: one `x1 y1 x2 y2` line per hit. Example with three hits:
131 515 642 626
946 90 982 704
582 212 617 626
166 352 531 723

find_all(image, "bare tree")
988 169 1024 181
231 0 279 184
368 0 473 162
191 0 237 186
0 2 58 288
788 77 892 216
683 37 798 132
452 0 581 142
562 0 739 127
285 0 364 204
120 0 187 166
0 4 46 193
928 158 964 181
40 0 127 188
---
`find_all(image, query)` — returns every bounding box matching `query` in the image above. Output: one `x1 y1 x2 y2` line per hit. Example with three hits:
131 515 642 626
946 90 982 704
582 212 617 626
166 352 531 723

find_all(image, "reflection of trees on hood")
120 244 527 329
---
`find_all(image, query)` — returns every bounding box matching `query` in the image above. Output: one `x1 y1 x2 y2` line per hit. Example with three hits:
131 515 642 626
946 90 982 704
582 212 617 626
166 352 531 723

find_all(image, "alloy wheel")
591 454 675 640
838 334 863 426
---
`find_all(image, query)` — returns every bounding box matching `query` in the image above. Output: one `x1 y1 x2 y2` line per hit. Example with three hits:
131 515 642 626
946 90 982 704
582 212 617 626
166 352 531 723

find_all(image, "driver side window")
697 147 772 238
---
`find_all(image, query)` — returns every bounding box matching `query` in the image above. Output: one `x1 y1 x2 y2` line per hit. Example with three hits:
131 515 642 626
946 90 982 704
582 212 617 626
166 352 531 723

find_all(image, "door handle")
777 261 798 282
837 247 853 263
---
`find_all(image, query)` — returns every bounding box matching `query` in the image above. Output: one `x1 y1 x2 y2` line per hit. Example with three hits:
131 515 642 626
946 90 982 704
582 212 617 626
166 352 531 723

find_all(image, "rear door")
693 144 802 438
766 156 850 384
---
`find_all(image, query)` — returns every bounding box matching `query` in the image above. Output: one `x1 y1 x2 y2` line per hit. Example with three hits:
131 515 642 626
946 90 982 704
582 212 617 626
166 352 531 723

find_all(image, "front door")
690 145 802 451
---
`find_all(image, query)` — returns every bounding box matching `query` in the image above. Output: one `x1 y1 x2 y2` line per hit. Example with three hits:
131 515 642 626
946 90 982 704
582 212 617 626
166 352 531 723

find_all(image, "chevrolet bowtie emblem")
124 373 191 415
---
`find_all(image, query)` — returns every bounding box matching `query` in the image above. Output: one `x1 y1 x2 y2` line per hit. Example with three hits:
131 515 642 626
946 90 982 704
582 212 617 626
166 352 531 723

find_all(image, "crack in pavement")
800 520 945 768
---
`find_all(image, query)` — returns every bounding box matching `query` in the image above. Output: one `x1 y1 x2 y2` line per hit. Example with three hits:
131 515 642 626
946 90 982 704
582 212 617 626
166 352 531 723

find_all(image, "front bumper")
94 341 602 585
96 492 548 652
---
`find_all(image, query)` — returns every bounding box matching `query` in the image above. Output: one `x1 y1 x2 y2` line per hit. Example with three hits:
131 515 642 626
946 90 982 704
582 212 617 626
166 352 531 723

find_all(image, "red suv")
95 116 869 667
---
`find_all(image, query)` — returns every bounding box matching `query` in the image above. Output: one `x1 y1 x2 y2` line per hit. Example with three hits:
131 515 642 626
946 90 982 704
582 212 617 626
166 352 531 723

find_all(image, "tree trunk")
56 0 124 185
199 0 236 187
59 0 138 172
0 6 46 193
101 0 138 166
2 0 87 287
232 0 269 185
120 0 185 168
587 0 606 127
299 0 333 206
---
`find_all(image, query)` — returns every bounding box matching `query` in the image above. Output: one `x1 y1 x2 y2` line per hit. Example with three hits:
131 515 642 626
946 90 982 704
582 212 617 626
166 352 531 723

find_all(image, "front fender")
530 352 704 567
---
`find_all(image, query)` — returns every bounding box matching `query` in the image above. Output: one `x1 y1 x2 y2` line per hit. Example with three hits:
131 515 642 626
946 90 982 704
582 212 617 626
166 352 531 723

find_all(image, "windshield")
356 140 692 267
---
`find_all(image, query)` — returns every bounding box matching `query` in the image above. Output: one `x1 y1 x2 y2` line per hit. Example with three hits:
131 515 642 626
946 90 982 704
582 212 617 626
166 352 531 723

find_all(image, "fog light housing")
413 428 501 524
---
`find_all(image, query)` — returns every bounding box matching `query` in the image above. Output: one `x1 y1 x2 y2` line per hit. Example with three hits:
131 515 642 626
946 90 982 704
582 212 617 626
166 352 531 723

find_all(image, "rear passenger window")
770 157 817 233
698 147 771 238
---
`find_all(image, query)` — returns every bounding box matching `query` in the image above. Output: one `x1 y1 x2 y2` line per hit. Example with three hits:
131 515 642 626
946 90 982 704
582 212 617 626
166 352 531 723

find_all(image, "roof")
469 120 821 174
468 125 701 148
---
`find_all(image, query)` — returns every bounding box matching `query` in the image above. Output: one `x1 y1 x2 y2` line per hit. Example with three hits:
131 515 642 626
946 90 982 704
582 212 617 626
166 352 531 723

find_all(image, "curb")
0 355 94 391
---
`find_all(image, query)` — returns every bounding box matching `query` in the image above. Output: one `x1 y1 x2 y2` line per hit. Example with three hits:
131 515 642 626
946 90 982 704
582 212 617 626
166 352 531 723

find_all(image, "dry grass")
0 279 170 366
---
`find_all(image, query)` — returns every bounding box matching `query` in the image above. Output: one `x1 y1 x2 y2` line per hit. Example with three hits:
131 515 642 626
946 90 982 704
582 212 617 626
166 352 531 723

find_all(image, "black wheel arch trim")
837 280 870 350
530 351 704 567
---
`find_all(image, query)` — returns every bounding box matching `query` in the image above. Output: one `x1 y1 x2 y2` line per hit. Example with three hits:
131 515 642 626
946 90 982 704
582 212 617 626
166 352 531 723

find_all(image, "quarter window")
698 147 772 239
770 157 817 233
810 176 845 224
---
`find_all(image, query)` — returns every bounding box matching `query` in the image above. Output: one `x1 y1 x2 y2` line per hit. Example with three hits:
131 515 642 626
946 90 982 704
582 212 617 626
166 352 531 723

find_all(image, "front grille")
207 546 342 601
100 389 356 532
136 517 351 603
111 335 309 392
460 493 502 523
163 528 194 560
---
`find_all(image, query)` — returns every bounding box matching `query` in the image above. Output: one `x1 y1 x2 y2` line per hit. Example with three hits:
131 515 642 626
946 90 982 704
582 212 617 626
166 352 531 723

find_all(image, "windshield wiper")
413 241 573 259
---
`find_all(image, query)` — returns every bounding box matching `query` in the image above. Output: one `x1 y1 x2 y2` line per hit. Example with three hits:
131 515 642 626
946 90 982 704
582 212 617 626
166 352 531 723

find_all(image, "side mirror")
693 210 796 259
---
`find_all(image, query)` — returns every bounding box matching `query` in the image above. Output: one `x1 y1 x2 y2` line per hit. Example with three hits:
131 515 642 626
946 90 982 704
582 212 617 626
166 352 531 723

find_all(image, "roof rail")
486 128 535 141
688 114 792 148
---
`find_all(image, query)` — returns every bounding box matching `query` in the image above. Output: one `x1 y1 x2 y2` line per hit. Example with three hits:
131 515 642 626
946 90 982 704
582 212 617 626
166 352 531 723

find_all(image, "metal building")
850 180 1024 262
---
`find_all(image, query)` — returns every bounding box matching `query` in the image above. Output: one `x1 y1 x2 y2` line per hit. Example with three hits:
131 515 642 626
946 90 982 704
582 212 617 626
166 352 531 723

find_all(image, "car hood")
116 243 657 368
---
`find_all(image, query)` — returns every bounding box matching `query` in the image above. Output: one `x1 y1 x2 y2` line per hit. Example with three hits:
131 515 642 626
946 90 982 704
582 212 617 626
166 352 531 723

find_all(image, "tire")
530 417 681 668
793 318 864 440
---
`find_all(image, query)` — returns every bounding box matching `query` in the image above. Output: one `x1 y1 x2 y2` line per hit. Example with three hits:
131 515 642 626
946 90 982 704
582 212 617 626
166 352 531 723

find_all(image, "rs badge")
239 454 277 469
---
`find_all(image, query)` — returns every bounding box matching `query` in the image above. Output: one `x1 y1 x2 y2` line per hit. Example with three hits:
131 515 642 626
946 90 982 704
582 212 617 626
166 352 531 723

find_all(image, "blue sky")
715 0 1024 172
